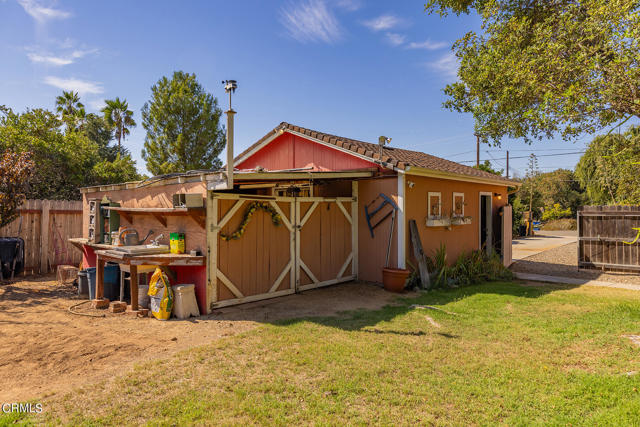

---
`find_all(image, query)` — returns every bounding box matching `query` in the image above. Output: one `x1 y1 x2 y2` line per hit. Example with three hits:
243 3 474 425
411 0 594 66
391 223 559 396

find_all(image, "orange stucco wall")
403 175 509 266
358 177 399 283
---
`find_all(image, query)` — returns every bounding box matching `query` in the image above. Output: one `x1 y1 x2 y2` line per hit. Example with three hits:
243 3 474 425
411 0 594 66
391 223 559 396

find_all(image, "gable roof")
235 122 519 186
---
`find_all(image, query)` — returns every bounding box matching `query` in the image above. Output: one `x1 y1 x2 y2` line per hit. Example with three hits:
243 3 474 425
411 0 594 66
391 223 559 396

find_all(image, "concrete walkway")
514 272 640 291
512 230 577 260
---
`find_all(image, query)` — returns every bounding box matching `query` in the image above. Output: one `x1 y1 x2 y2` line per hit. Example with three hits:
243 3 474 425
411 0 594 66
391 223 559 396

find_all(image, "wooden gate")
501 205 513 267
207 192 358 309
577 205 640 272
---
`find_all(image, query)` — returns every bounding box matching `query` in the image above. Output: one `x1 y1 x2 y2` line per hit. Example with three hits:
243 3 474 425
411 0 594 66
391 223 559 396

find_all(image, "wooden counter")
70 238 206 312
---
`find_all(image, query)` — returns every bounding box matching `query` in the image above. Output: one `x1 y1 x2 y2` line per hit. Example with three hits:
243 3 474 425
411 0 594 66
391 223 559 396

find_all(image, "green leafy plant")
541 204 572 221
422 244 513 289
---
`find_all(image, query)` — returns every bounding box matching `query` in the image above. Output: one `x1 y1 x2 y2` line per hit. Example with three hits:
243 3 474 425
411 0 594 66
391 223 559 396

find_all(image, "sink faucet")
150 234 164 246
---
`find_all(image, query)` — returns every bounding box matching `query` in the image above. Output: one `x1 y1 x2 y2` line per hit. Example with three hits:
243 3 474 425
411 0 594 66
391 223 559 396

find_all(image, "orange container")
382 268 410 293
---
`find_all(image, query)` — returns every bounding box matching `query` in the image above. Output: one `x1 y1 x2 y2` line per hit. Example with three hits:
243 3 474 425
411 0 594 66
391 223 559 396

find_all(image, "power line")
456 151 586 163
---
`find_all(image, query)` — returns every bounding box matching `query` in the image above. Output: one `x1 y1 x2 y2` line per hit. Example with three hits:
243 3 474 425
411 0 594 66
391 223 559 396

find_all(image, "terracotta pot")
382 268 410 293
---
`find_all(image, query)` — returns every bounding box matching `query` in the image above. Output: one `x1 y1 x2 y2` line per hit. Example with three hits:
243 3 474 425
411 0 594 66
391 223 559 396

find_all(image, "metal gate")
207 191 357 309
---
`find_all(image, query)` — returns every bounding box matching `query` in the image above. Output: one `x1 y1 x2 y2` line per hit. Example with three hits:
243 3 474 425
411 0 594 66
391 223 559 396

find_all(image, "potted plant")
382 267 410 292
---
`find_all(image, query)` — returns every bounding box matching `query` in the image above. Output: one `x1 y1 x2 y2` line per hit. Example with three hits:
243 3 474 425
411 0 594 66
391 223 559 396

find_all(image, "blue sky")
1 0 592 177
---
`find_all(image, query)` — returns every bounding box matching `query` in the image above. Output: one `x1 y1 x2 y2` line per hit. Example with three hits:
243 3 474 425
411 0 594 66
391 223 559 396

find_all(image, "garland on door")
220 201 282 241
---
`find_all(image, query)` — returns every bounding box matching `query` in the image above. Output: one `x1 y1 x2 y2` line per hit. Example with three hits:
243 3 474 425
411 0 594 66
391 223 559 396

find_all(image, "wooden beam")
290 201 296 291
216 268 244 298
151 213 167 227
299 201 319 228
299 259 319 284
40 200 51 274
207 194 218 311
96 255 105 299
269 201 292 231
130 264 138 311
409 219 431 289
337 252 353 279
269 260 292 293
187 210 206 229
335 200 352 225
351 181 359 278
217 200 245 229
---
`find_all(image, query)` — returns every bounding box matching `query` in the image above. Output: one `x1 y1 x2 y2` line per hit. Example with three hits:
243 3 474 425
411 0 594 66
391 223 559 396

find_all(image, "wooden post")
40 200 51 274
130 264 138 311
96 256 105 299
351 181 359 278
408 219 430 289
506 151 509 179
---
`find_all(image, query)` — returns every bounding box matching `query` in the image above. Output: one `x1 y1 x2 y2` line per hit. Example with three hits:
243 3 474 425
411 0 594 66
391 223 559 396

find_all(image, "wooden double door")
207 193 357 309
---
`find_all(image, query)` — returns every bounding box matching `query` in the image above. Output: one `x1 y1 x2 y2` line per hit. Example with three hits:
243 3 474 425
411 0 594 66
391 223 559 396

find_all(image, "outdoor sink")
113 244 170 255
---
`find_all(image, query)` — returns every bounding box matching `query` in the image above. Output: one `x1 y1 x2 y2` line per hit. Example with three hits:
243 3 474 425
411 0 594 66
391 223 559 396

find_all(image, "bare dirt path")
0 276 397 402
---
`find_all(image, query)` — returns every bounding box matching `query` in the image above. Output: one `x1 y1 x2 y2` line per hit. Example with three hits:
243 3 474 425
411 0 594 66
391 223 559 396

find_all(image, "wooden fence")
0 200 83 274
577 205 640 272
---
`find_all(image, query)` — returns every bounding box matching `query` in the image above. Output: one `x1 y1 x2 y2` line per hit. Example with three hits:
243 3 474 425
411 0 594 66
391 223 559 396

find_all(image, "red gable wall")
236 132 378 172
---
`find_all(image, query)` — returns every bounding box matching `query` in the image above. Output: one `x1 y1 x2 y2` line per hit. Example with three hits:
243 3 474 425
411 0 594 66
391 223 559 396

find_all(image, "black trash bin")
0 237 24 278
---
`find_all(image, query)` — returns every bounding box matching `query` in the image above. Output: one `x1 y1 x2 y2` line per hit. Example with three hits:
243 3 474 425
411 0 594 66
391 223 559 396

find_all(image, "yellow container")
170 233 185 254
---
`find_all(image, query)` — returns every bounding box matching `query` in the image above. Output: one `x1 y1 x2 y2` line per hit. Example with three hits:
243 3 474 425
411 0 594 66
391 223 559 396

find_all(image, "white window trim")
428 192 442 219
452 192 465 217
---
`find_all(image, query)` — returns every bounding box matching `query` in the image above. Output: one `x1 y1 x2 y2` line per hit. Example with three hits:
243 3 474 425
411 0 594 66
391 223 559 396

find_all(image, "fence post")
40 200 51 274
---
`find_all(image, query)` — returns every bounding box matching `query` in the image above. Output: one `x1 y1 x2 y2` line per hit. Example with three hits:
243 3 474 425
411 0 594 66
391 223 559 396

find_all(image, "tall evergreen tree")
141 71 225 176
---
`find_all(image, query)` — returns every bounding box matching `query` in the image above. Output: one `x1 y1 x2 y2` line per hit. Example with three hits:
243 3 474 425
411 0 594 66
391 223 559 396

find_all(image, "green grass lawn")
6 281 640 426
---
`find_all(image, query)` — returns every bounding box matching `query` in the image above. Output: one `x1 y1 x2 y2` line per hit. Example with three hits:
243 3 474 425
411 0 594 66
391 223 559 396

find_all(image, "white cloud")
280 0 342 43
407 40 448 50
27 53 72 66
43 76 104 94
334 0 360 11
385 32 405 47
17 0 71 23
26 46 97 66
427 52 459 79
362 14 401 32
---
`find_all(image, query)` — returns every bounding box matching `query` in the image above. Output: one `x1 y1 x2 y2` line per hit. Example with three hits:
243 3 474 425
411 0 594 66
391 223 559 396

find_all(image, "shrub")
542 203 573 221
416 244 513 290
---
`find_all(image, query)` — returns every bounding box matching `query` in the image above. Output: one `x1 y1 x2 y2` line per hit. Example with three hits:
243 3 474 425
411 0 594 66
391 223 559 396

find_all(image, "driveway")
512 230 577 260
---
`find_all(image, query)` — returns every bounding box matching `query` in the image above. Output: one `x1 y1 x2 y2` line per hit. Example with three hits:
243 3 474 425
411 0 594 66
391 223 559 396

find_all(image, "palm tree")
55 91 85 131
55 91 84 117
101 97 136 153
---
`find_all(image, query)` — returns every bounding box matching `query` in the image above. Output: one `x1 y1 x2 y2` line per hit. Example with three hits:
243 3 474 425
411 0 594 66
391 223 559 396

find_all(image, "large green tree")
141 71 225 176
425 0 640 144
575 126 640 204
0 106 141 199
101 97 136 154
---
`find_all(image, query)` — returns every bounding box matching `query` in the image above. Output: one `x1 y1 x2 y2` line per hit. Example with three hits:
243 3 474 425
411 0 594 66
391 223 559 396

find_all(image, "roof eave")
404 166 521 187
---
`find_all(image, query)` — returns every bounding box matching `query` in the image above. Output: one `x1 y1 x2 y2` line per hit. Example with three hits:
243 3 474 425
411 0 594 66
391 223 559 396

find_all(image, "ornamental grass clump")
411 243 513 290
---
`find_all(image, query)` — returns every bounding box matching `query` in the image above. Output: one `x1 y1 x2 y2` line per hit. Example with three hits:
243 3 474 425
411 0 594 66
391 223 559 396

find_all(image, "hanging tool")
364 193 399 238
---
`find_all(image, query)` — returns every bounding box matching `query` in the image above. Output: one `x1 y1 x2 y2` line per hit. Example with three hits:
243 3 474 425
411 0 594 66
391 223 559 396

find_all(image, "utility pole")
506 151 509 179
475 134 480 167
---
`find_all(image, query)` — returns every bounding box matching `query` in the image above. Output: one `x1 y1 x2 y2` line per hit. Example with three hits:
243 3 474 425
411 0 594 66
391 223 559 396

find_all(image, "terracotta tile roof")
236 122 519 185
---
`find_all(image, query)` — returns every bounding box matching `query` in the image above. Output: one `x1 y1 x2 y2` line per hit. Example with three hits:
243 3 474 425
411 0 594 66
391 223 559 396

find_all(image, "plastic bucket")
138 284 150 309
78 271 89 298
86 264 120 300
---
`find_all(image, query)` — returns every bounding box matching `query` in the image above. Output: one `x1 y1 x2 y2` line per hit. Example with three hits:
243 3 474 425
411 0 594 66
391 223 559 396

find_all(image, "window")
428 192 442 219
453 192 465 217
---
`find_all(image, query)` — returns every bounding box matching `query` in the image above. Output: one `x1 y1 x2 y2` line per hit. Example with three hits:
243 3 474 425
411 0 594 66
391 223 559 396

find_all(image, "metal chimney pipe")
223 80 237 189
226 108 235 189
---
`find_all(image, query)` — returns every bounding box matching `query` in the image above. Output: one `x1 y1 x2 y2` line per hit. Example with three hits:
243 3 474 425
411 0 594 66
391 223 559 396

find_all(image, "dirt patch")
511 242 639 285
0 275 397 402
